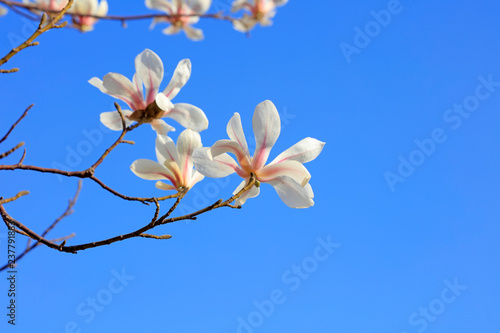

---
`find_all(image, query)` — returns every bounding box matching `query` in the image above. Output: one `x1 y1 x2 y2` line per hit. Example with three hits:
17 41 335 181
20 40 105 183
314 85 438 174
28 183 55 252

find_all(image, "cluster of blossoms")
3 0 289 38
91 49 324 208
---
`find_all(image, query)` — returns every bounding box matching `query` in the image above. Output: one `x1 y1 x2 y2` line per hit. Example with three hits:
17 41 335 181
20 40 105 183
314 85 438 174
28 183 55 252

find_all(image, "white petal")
211 139 249 165
162 25 182 35
155 181 176 191
96 0 108 16
151 119 175 135
267 176 314 208
155 134 180 167
183 26 204 41
233 179 260 205
134 49 164 105
166 103 208 132
192 148 238 178
99 110 134 131
145 0 173 12
186 0 211 13
252 100 281 169
96 73 144 110
270 138 325 165
257 160 311 186
156 93 174 111
176 129 202 180
163 59 191 100
130 159 175 181
226 112 249 156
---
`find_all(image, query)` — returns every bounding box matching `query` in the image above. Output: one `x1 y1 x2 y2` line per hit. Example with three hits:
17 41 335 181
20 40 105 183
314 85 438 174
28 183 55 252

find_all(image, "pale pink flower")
146 0 212 41
192 100 324 208
231 0 288 32
130 129 205 191
70 0 108 32
89 49 208 135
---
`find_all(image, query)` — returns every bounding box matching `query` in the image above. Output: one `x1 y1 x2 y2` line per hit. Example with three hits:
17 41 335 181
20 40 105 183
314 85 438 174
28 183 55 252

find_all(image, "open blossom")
145 0 212 41
231 0 288 32
130 129 205 192
89 49 208 135
70 0 108 32
192 100 324 208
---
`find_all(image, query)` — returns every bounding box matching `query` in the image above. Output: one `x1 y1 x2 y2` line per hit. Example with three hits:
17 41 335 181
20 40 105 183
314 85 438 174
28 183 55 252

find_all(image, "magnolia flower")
70 0 108 32
192 100 324 208
89 49 208 135
231 0 288 32
146 0 212 41
130 129 205 192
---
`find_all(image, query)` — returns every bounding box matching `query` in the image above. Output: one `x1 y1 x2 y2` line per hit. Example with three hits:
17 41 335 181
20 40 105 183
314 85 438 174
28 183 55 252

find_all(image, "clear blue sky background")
1 1 499 332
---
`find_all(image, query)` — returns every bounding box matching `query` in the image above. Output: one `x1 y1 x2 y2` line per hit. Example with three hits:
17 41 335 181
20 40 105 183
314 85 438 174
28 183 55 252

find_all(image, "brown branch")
139 233 172 240
0 104 33 144
0 174 257 254
0 68 19 74
0 1 74 70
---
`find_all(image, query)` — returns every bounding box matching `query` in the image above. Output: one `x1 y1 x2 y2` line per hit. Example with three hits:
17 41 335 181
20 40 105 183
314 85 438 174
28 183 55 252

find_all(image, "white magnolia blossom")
70 0 108 32
231 0 288 32
89 49 208 135
130 129 205 191
146 0 212 41
192 100 325 208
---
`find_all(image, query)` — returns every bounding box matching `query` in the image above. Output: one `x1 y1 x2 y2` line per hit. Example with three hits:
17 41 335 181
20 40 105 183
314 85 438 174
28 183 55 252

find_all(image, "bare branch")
0 190 29 205
0 104 33 144
0 142 24 160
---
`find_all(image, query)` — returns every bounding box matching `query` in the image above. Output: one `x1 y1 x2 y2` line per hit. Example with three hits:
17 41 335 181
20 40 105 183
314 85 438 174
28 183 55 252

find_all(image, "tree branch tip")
120 140 135 145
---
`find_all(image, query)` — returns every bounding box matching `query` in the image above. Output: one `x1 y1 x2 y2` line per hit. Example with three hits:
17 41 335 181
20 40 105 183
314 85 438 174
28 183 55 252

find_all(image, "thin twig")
0 104 33 144
0 142 24 160
0 190 29 205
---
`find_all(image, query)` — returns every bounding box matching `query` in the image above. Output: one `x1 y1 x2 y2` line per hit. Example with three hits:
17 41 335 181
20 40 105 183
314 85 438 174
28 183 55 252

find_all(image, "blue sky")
1 0 499 332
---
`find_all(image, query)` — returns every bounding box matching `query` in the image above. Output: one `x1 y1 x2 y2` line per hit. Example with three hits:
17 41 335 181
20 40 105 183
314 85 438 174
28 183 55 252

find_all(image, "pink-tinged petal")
165 103 208 132
188 170 205 189
155 181 176 191
130 159 175 182
135 49 164 105
232 16 258 32
226 112 249 156
231 0 248 12
252 100 281 170
100 110 134 131
192 148 239 178
176 129 202 181
211 139 251 169
267 176 314 208
132 73 144 101
151 119 175 135
256 160 311 186
233 179 260 205
155 93 174 111
183 26 204 41
155 134 180 167
270 138 325 165
163 59 191 100
100 73 144 110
